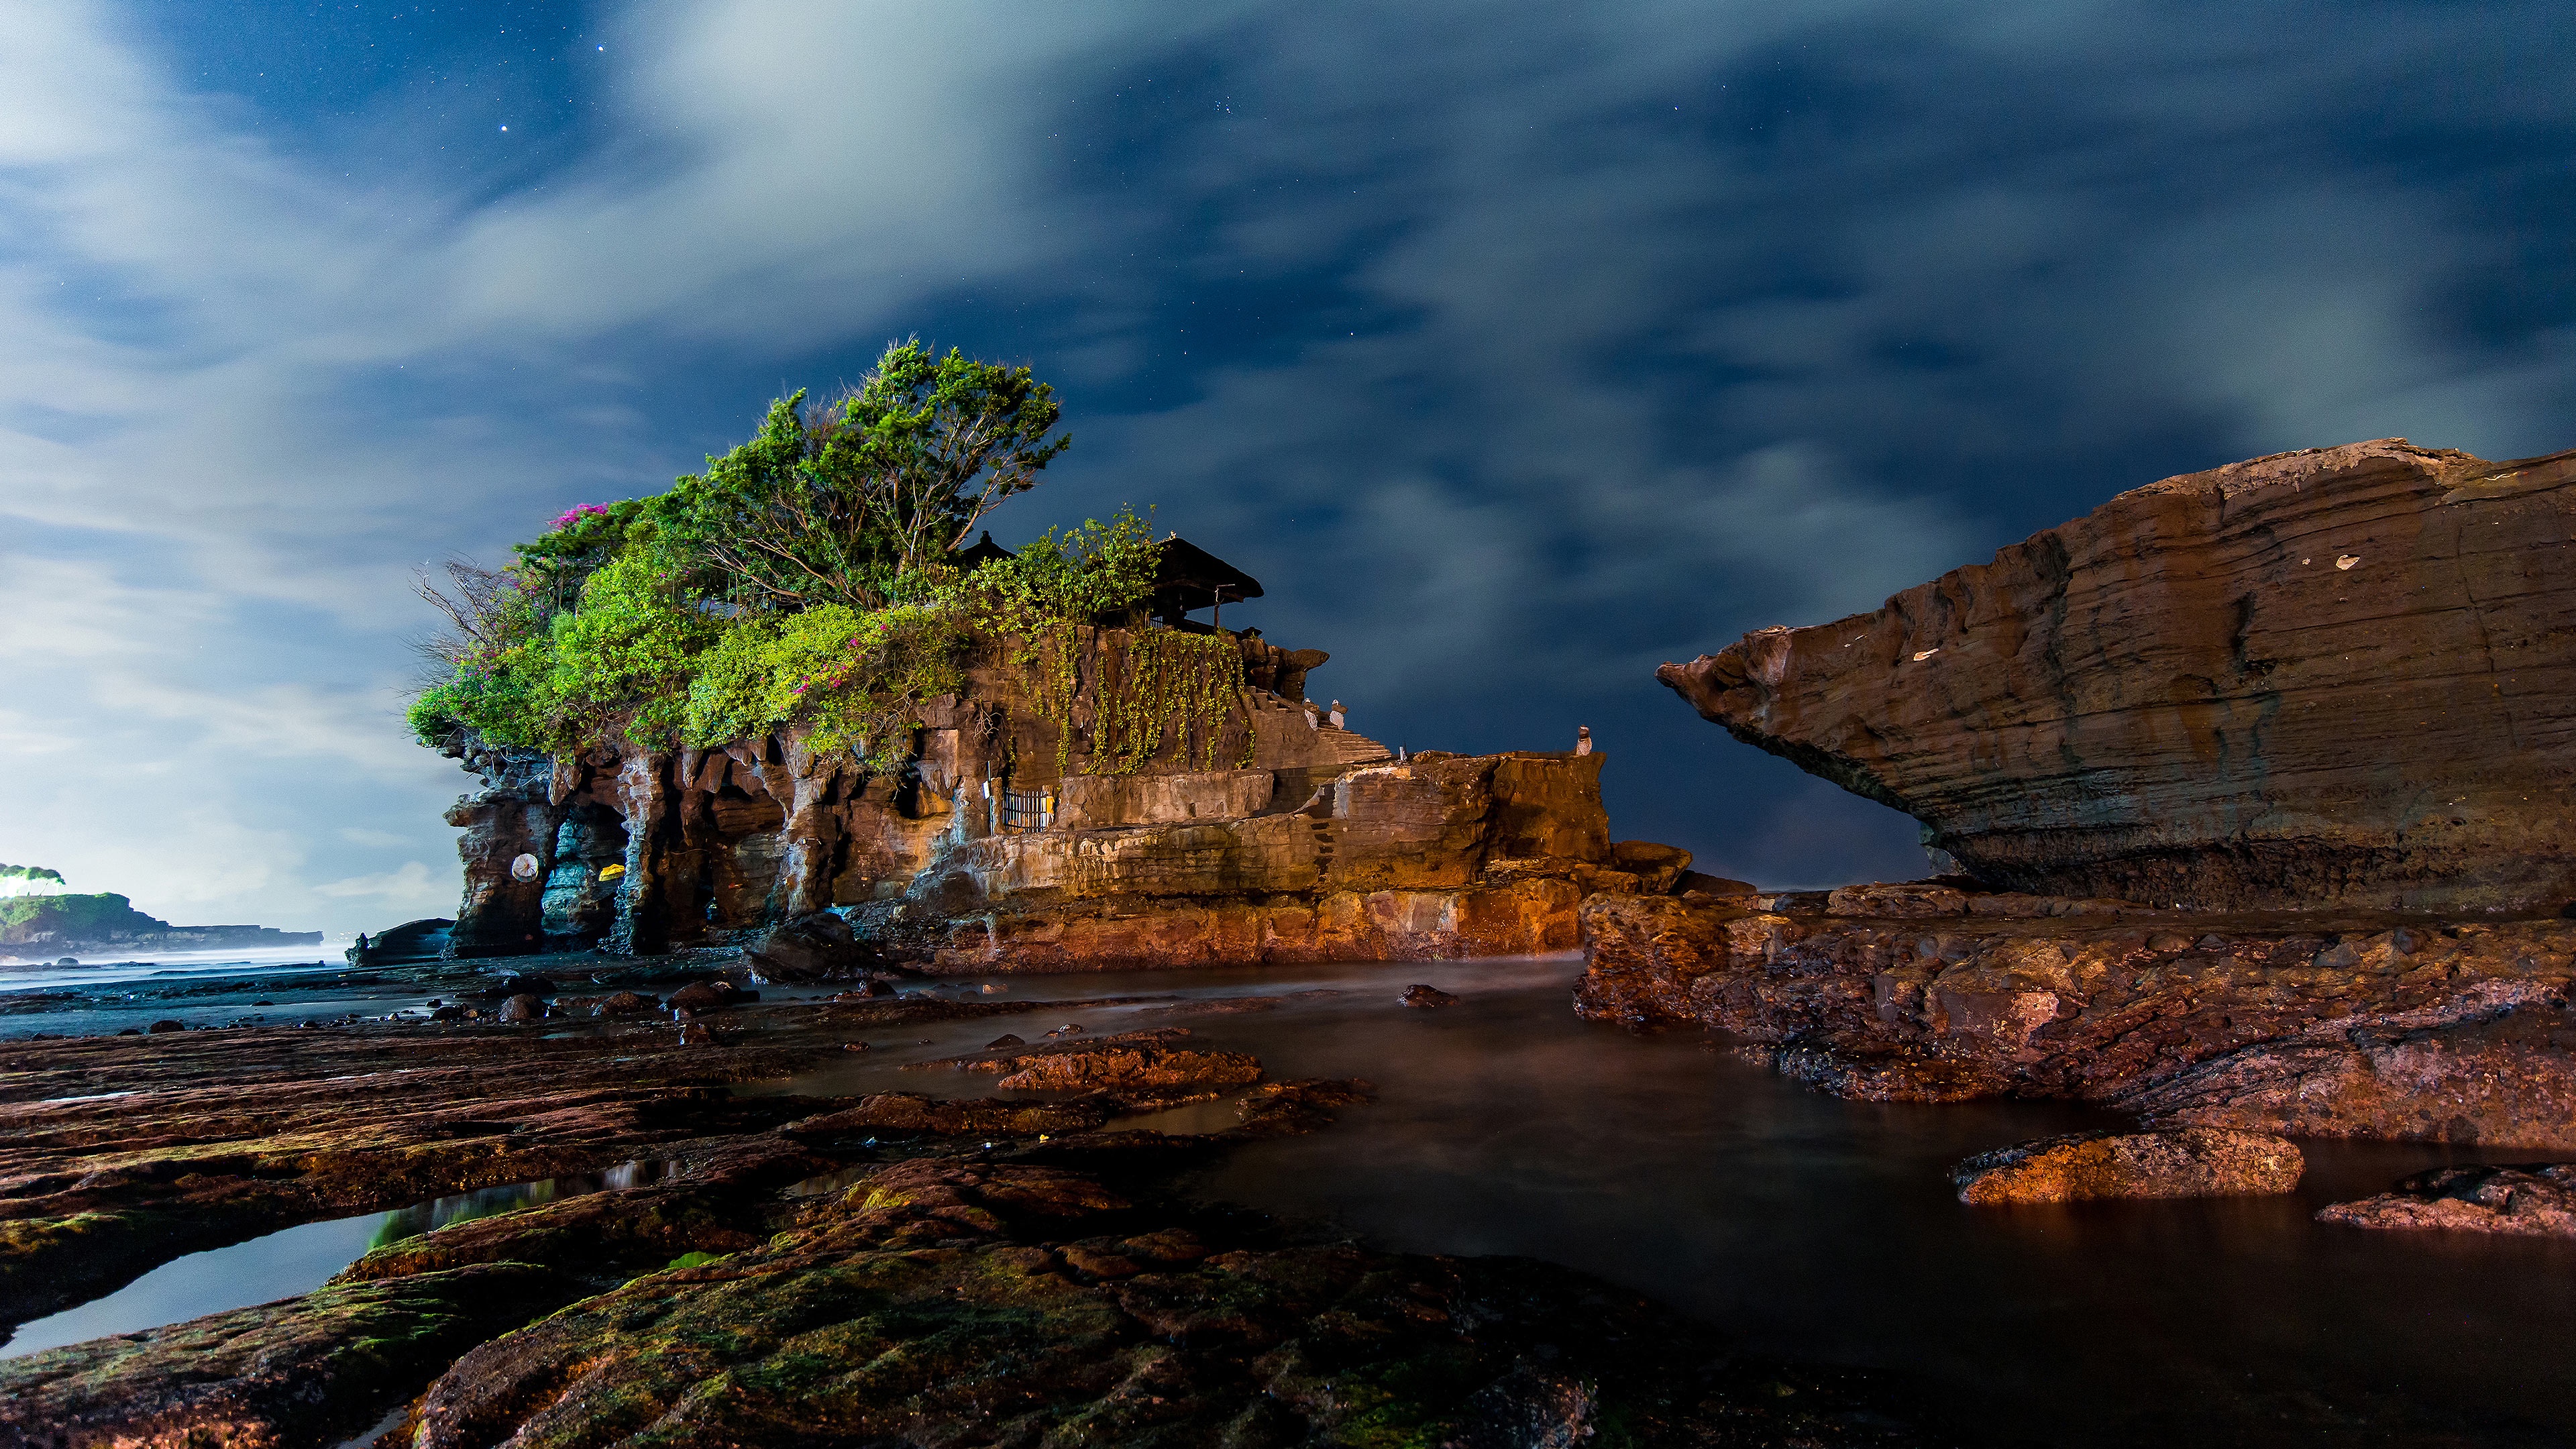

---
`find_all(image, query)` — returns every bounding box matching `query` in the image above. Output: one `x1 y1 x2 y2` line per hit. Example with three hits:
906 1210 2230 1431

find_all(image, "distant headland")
0 863 321 962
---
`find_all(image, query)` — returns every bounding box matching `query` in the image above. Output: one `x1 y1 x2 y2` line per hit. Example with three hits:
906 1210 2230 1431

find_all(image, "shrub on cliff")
405 343 1222 773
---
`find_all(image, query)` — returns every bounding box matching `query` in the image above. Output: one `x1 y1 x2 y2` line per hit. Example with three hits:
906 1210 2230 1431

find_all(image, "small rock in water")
841 1041 870 1052
590 991 654 1016
430 1005 465 1021
678 1022 714 1046
1044 1023 1087 1038
116 1027 142 1036
986 1034 1026 1050
2317 1163 2576 1238
979 983 1006 994
1951 1128 2302 1205
1401 984 1458 1008
147 1019 186 1034
252 1000 274 1007
54 957 78 967
665 981 732 1015
500 994 547 1024
745 910 881 983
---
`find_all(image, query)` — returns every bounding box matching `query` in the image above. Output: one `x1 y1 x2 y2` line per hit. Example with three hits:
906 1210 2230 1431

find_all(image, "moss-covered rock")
0 1263 584 1448
412 1161 1930 1448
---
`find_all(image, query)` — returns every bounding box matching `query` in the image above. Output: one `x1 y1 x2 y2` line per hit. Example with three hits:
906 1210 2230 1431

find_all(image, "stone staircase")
1248 689 1393 769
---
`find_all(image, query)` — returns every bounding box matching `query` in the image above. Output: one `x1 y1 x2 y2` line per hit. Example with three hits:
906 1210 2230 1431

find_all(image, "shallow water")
0 945 354 993
769 955 2576 1447
0 1160 669 1358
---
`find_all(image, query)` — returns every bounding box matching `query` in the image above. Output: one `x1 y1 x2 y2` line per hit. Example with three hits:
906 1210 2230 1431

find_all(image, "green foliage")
682 603 967 772
662 341 1067 613
0 892 170 945
964 510 1163 632
407 350 1254 780
1086 627 1252 775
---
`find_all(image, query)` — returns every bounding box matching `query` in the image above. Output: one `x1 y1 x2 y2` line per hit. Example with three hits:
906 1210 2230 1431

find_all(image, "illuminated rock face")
1659 438 2576 912
436 627 1671 965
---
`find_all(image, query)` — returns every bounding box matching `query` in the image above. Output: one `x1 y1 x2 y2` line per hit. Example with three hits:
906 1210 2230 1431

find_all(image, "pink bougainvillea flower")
550 502 614 531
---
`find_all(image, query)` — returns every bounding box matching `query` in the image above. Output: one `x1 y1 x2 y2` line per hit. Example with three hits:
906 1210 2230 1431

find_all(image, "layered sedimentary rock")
441 625 1666 967
1659 439 2576 912
1576 888 2576 1148
1949 1128 2302 1205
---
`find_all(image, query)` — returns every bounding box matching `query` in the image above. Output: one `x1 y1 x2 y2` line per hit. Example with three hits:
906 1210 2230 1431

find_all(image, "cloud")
0 0 2567 920
314 860 443 904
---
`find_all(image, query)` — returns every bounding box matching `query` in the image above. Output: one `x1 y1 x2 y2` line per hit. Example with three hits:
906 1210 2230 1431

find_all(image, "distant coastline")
0 871 321 962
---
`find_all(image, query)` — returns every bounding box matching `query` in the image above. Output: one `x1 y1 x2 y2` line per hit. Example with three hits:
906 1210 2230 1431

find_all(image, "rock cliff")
1659 439 2576 912
441 625 1670 967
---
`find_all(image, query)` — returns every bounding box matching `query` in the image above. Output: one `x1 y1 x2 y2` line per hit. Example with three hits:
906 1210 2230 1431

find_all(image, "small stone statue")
1328 700 1346 729
1575 726 1593 756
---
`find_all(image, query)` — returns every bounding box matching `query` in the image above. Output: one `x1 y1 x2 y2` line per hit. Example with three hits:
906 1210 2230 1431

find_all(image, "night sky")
5 1 2572 934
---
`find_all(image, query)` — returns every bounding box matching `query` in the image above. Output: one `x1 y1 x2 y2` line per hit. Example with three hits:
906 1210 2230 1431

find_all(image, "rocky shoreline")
1575 886 2576 1149
0 957 1948 1448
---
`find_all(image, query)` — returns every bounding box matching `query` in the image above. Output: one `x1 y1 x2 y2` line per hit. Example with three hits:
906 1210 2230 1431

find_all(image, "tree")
665 341 1069 612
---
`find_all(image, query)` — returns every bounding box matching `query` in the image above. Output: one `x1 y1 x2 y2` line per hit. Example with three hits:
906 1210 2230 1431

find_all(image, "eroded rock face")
1950 1128 2302 1205
2318 1163 2576 1237
1658 439 2576 912
436 620 1692 967
1575 890 2576 1145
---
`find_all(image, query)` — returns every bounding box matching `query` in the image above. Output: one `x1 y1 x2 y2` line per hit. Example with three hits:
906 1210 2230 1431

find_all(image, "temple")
435 541 1696 969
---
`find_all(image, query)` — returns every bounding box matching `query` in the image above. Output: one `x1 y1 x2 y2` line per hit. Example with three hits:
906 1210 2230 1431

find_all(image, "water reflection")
0 1159 669 1360
366 1159 669 1249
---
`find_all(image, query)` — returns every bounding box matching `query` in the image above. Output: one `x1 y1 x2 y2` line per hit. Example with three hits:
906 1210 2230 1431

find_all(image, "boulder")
1609 841 1693 894
1824 881 1966 918
747 910 883 983
977 1044 1264 1094
1401 984 1458 1008
589 990 654 1015
146 1020 184 1034
1674 871 1758 899
1658 438 2576 912
349 918 452 965
665 981 733 1015
1951 1128 2303 1205
2316 1163 2576 1237
499 994 546 1024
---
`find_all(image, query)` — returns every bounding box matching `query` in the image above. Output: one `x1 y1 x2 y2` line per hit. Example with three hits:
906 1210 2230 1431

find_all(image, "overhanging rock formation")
1660 438 2576 912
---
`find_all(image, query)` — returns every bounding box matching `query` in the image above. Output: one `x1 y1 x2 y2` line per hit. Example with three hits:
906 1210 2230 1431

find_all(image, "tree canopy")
407 343 1200 773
